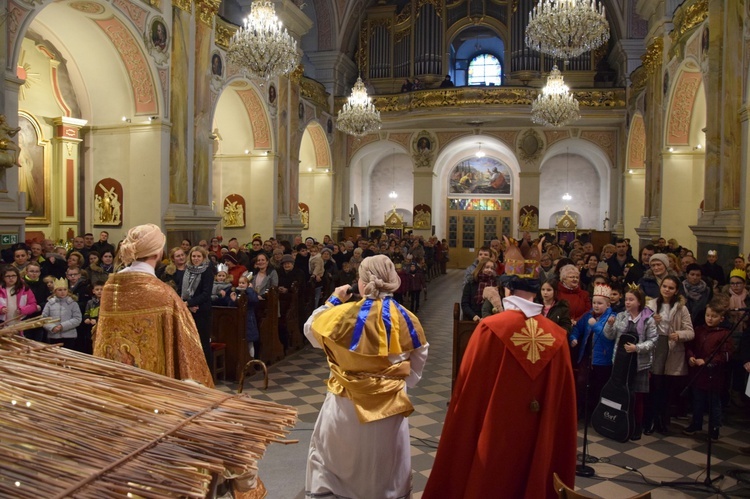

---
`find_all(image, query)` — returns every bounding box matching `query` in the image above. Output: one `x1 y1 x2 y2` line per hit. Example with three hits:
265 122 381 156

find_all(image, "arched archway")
432 136 520 267
662 60 706 251
299 121 333 239
348 139 412 227
539 138 611 230
624 113 647 243
212 80 275 240
13 0 165 240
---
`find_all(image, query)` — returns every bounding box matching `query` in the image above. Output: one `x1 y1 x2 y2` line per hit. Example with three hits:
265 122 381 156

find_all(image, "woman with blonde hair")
304 255 428 499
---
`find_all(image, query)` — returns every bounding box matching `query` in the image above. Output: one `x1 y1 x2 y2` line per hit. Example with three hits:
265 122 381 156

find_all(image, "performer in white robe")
304 255 428 499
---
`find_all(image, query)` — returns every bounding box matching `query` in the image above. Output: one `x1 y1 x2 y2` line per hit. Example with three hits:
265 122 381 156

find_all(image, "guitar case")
591 333 638 442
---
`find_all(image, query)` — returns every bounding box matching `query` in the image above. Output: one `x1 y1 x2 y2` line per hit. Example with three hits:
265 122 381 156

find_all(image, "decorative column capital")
196 0 221 26
52 117 87 141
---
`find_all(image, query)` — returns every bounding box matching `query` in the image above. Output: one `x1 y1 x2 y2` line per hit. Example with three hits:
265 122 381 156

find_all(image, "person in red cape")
424 241 577 499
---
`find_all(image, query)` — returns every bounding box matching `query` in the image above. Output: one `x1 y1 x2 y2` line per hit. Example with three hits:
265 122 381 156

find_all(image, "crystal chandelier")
227 0 299 81
525 0 610 60
531 65 580 127
336 77 381 137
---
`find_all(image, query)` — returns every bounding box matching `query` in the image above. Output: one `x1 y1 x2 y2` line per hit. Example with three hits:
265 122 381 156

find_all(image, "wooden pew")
211 294 250 381
452 302 478 391
281 282 304 352
256 287 284 365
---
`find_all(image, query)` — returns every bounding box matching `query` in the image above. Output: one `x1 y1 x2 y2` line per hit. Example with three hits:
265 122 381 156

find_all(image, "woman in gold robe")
93 224 213 387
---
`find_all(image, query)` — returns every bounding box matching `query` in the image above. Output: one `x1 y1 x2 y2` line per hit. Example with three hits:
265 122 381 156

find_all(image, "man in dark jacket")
606 238 638 282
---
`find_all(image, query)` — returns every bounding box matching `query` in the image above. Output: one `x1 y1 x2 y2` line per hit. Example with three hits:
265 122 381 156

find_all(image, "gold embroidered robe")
93 271 214 387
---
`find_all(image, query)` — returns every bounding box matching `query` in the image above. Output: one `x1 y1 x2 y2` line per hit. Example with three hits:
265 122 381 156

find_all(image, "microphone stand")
576 355 596 477
660 309 749 498
576 314 607 478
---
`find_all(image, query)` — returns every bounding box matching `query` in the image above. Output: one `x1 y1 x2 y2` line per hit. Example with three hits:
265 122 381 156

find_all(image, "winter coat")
42 296 82 339
0 286 39 322
309 254 324 280
570 307 617 366
211 282 233 303
647 297 694 376
556 283 590 322
543 299 573 334
251 269 278 297
637 269 679 299
685 325 733 391
603 308 657 372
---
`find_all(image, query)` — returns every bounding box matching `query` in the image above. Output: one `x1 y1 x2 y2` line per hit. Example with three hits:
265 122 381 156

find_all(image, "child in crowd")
684 299 733 440
229 273 260 358
570 284 617 419
81 281 103 355
603 286 657 440
43 275 56 295
408 261 426 313
212 264 233 304
609 283 625 313
42 278 82 351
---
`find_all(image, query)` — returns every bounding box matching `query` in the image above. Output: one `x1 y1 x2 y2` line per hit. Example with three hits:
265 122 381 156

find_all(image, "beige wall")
660 152 704 251
215 155 276 242
624 171 645 244
299 171 333 240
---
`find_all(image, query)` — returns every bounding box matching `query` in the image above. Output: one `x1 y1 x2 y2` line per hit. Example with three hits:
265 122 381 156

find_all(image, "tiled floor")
218 269 750 498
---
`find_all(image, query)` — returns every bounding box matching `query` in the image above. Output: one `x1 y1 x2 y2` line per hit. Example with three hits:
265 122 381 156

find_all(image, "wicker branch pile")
0 333 297 498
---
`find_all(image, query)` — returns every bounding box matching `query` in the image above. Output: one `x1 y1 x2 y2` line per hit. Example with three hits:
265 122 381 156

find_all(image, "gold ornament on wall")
412 130 435 168
94 179 123 226
223 194 246 228
413 204 432 229
298 202 310 229
519 205 539 231
517 129 544 163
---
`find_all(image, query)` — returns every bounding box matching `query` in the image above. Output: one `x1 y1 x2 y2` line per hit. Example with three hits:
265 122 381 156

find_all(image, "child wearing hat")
42 278 82 350
212 263 233 304
569 284 617 419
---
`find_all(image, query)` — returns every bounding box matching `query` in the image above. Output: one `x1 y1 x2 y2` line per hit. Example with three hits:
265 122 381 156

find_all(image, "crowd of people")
0 230 448 364
459 233 750 446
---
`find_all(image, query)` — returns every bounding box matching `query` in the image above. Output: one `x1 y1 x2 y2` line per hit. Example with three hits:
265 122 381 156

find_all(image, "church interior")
2 0 750 496
1 0 746 259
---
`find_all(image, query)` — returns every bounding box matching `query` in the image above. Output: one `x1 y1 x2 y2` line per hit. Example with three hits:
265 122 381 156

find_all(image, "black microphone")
731 307 750 311
347 283 359 295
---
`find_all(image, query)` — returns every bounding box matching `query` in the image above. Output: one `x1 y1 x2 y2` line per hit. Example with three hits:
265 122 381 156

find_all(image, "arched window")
467 54 502 86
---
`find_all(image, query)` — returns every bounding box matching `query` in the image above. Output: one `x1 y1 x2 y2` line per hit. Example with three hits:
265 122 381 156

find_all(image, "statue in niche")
519 205 539 231
298 203 310 229
0 115 21 169
413 209 430 229
94 183 122 225
223 200 244 228
413 204 432 229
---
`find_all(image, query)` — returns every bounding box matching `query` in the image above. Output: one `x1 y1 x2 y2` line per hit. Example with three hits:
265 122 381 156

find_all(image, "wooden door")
446 199 513 268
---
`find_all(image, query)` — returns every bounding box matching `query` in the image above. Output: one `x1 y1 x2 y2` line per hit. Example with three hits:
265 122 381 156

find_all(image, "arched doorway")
433 136 520 269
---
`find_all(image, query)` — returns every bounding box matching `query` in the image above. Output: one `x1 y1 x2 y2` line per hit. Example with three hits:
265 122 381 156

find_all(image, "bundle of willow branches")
0 335 297 498
0 316 57 335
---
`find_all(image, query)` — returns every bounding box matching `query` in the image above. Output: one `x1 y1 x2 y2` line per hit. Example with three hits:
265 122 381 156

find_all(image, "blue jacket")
570 307 616 366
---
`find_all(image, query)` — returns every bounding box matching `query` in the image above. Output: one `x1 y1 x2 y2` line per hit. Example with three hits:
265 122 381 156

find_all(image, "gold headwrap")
358 255 400 299
118 224 166 265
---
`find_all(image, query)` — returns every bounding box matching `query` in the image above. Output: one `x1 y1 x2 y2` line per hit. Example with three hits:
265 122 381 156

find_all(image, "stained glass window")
468 54 502 86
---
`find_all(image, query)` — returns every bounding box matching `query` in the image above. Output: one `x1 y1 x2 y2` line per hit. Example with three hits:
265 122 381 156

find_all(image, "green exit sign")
1 234 18 245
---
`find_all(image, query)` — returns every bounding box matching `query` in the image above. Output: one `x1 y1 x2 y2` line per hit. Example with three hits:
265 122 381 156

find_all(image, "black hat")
499 274 541 294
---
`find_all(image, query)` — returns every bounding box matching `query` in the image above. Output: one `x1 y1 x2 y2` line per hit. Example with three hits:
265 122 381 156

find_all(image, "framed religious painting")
17 111 50 225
